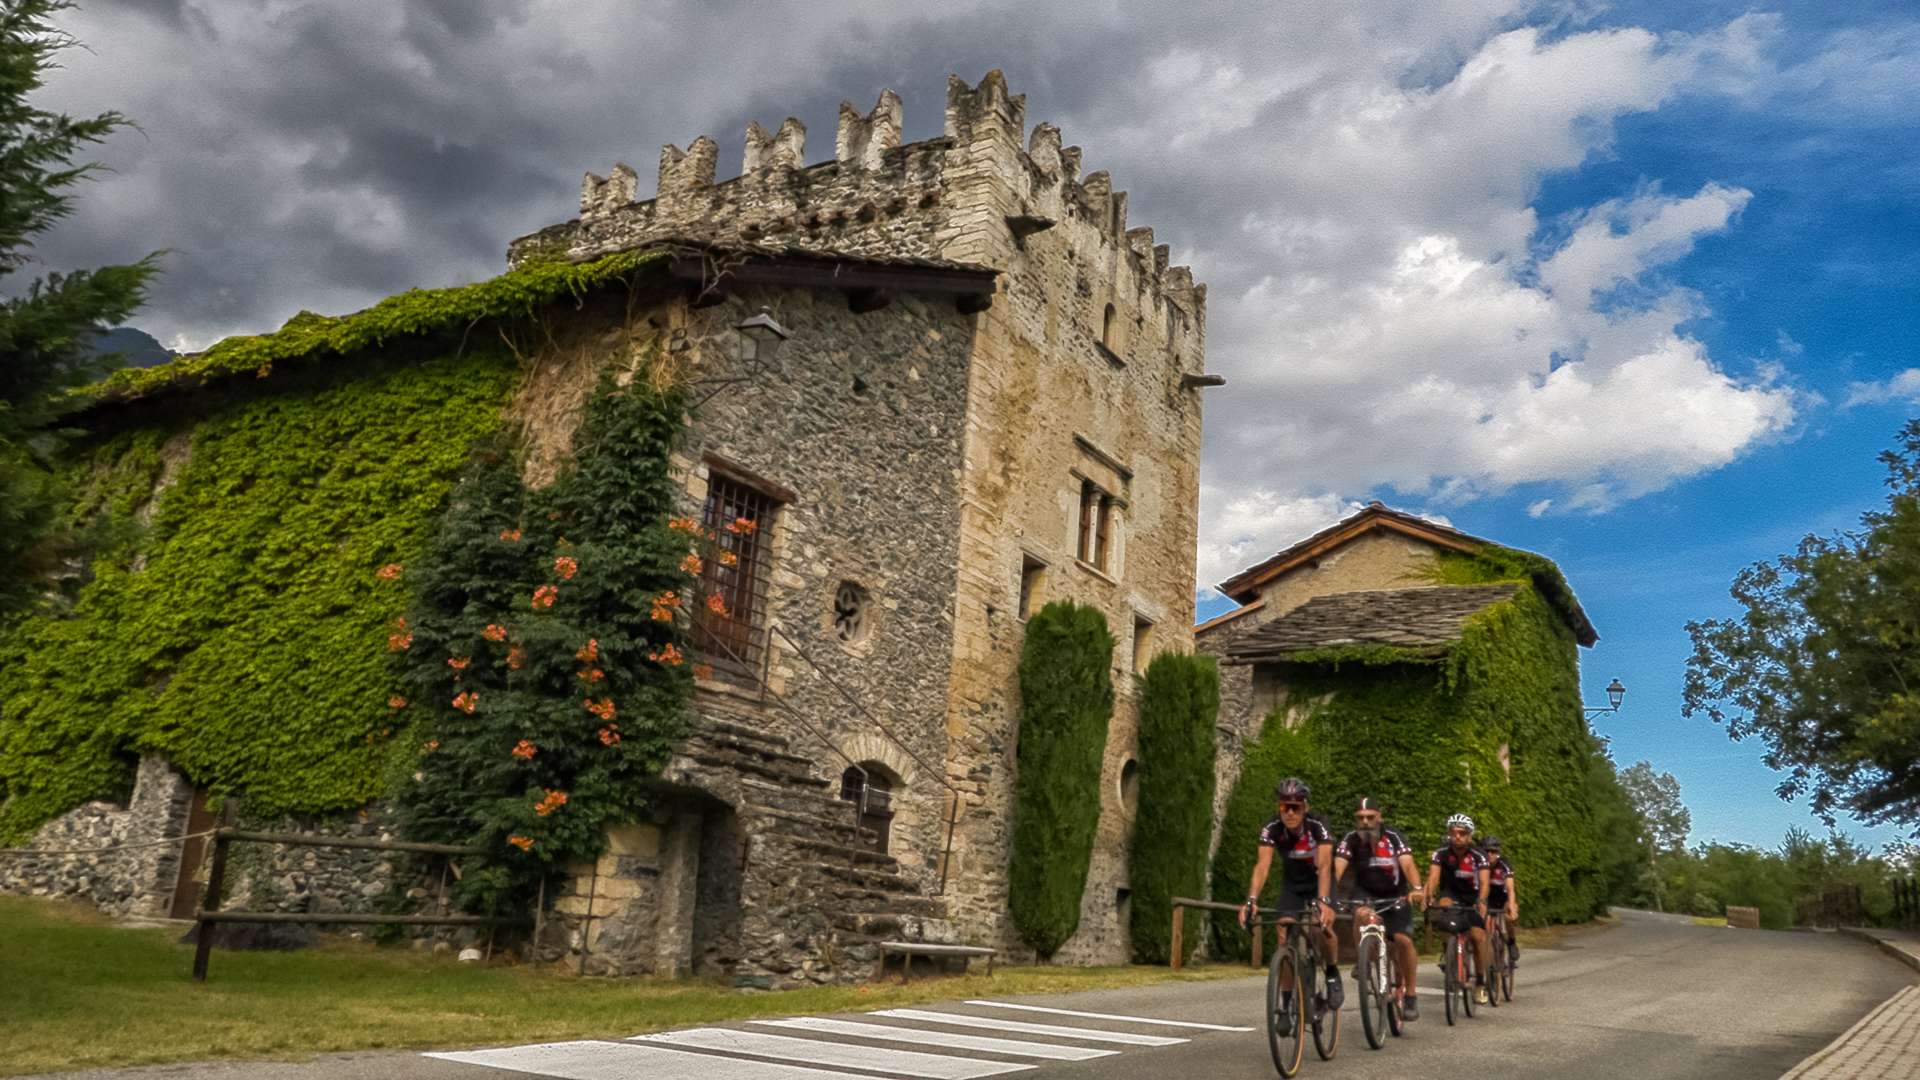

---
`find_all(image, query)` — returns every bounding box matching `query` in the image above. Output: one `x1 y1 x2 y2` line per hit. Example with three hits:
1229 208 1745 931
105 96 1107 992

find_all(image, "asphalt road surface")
39 910 1916 1080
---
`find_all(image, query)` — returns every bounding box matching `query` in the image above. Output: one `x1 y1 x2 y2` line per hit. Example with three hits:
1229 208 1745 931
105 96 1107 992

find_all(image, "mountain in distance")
89 326 176 369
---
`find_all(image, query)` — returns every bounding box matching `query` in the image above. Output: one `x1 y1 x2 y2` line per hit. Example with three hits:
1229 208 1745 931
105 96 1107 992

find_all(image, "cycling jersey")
1487 855 1514 907
1337 827 1413 897
1259 814 1333 892
1430 844 1488 904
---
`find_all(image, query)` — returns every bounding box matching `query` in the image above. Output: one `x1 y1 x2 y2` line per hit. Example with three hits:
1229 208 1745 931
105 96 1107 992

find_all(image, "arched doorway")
838 763 897 855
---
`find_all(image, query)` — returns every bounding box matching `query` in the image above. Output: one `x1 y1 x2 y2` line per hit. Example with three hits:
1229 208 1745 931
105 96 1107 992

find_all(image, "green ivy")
393 377 697 912
75 250 666 406
1208 562 1621 959
1127 652 1219 965
1007 601 1115 958
0 351 517 841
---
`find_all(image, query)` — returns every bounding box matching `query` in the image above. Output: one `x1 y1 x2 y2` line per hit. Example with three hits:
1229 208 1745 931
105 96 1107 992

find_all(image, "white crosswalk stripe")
426 1039 875 1079
753 1017 1121 1060
632 1027 1034 1079
962 1000 1254 1031
868 1008 1189 1046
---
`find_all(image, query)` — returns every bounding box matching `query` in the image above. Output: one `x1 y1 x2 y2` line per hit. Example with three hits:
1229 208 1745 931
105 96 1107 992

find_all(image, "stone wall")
0 755 193 918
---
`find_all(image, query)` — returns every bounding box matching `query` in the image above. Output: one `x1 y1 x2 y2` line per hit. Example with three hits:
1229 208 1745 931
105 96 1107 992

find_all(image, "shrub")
1128 652 1220 964
1007 601 1114 958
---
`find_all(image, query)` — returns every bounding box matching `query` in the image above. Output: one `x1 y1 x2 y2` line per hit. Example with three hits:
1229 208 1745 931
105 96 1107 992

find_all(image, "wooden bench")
879 941 997 982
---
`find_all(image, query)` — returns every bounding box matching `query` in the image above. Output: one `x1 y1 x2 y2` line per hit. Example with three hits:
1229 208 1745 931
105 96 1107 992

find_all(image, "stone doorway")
838 764 896 854
690 799 743 977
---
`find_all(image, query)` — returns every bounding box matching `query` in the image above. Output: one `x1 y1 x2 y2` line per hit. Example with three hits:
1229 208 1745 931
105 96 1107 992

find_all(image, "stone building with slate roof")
1194 503 1598 859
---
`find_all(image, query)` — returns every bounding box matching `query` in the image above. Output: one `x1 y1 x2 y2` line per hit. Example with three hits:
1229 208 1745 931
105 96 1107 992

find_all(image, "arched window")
1101 303 1117 350
839 764 897 854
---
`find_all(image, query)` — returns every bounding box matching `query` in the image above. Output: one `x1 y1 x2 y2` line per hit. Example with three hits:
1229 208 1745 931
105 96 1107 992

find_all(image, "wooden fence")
1725 905 1761 929
1169 896 1269 971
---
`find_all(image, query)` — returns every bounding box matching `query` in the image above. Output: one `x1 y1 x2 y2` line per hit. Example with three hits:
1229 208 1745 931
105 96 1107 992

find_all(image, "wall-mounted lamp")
735 308 791 367
1584 678 1627 718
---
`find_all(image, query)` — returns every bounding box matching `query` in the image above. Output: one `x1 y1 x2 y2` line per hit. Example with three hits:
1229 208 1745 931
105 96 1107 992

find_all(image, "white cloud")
1846 369 1920 407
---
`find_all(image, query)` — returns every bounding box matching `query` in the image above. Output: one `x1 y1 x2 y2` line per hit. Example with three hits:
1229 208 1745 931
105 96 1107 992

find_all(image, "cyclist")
1238 777 1341 1011
1332 796 1424 1020
1423 812 1493 1004
1484 835 1519 967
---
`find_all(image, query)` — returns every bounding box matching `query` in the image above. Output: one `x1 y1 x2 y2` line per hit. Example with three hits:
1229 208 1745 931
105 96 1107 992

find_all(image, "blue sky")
33 2 1920 851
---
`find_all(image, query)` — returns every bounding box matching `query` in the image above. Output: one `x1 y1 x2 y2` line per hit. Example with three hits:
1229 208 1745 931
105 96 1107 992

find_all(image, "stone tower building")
502 71 1215 981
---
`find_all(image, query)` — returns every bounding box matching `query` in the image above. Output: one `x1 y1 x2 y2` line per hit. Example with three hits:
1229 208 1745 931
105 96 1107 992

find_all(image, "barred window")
693 473 776 679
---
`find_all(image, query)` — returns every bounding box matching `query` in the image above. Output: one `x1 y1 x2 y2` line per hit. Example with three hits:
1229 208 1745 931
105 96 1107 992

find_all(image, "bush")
1128 652 1220 965
1007 601 1114 958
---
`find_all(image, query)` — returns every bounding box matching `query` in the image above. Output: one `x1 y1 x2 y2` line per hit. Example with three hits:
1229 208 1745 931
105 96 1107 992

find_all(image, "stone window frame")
1076 479 1118 575
1131 613 1155 675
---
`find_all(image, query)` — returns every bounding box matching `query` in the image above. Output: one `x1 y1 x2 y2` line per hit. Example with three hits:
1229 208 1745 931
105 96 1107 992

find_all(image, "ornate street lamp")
1585 678 1627 718
735 308 790 368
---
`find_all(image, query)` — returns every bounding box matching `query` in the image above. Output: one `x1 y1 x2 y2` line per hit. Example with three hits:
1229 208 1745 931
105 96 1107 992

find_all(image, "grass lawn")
2 895 1258 1076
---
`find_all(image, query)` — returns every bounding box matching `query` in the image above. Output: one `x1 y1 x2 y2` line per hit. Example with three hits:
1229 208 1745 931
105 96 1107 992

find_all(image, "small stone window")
1019 556 1046 620
1078 479 1116 573
1132 615 1154 674
1102 303 1117 349
1119 757 1140 815
833 581 871 643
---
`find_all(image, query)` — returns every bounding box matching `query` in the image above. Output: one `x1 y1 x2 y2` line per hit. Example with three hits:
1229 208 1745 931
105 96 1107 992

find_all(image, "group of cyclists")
1235 777 1519 1024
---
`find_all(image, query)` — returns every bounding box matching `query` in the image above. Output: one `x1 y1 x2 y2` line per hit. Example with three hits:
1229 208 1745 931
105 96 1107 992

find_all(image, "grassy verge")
2 896 1256 1076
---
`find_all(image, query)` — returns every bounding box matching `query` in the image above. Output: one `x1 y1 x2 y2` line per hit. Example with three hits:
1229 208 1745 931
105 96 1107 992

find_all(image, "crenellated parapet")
507 71 1205 334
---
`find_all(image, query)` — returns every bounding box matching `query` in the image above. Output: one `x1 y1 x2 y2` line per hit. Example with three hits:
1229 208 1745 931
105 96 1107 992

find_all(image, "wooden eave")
666 252 997 314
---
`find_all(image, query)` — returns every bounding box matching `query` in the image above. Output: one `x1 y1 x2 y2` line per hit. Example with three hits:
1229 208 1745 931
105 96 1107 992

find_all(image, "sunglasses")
1280 802 1305 813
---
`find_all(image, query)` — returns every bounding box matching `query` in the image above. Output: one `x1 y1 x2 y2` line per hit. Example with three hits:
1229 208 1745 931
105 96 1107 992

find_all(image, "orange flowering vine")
481 624 507 642
649 642 685 667
376 563 404 581
554 556 578 580
499 528 522 542
598 724 621 747
668 517 702 535
387 631 414 652
511 739 537 760
705 593 729 617
578 667 605 683
447 656 471 671
725 516 758 535
680 553 704 576
575 638 599 663
507 835 535 852
421 738 439 754
531 584 558 610
718 550 739 567
534 789 569 816
585 697 617 721
451 691 479 714
507 645 527 670
650 591 679 622
388 695 408 709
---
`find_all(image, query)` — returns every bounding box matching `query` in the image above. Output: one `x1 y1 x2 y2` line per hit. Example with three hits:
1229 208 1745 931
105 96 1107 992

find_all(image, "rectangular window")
1078 479 1099 563
693 473 776 679
1093 493 1115 572
1132 615 1154 674
1019 556 1047 620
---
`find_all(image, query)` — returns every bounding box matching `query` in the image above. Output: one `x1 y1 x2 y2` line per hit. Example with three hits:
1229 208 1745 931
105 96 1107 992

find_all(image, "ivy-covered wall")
0 351 518 840
1209 562 1615 958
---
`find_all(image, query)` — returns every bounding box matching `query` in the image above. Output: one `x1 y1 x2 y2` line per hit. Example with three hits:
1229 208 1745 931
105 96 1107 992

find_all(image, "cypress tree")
1128 651 1219 964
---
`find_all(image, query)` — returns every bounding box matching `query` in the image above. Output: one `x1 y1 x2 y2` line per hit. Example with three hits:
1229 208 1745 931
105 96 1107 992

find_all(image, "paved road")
37 910 1915 1080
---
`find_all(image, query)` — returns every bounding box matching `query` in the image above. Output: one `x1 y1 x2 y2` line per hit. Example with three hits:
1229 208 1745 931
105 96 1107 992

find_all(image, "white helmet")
1445 813 1475 832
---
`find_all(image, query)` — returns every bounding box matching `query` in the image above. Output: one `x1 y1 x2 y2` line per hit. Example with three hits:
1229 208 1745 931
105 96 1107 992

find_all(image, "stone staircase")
675 715 953 985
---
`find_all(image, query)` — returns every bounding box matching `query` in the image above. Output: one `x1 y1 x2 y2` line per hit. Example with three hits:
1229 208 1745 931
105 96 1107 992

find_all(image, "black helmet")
1274 777 1311 803
1483 835 1503 851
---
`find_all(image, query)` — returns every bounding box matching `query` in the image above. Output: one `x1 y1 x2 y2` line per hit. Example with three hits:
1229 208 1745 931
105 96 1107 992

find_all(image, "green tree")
1619 761 1690 853
1006 601 1114 958
0 0 158 613
1685 419 1920 832
1127 651 1219 965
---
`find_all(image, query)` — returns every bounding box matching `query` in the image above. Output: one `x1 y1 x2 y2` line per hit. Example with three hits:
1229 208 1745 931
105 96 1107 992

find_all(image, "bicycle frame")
1346 898 1408 1006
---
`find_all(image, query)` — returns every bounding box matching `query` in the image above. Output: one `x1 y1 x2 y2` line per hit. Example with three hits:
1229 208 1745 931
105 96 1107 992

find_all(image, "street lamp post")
1584 678 1627 718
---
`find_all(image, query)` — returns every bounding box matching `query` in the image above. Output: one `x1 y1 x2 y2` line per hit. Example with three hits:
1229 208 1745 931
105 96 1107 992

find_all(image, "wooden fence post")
191 801 239 982
1170 902 1184 971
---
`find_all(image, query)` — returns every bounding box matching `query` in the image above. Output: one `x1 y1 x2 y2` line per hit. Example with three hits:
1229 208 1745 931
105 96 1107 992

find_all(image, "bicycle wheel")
1500 937 1515 1002
1459 935 1476 1019
1484 933 1502 1010
1442 936 1458 1027
1358 935 1386 1049
1386 941 1405 1038
1309 939 1340 1061
1266 941 1305 1077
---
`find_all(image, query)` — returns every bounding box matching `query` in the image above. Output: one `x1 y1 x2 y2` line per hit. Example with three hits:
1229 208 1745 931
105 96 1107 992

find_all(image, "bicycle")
1426 902 1480 1025
1343 897 1409 1048
1486 910 1516 1003
1254 903 1341 1076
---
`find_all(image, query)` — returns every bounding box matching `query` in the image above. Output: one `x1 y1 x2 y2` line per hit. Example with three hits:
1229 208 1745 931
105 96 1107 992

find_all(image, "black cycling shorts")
1351 894 1413 939
1271 884 1322 921
1429 900 1485 933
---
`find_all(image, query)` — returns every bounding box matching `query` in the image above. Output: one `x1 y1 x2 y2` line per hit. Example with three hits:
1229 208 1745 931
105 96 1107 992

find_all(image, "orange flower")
574 638 599 663
668 517 703 535
394 616 408 629
649 642 685 667
705 593 729 617
511 739 537 760
451 691 479 714
584 697 617 721
387 631 413 652
507 645 527 670
725 516 758 535
481 624 507 642
507 835 535 852
718 550 739 567
447 656 471 671
532 584 559 610
598 724 621 747
680 553 704 575
578 667 605 683
554 556 578 580
388 695 408 709
376 563 404 580
534 789 569 816
693 663 714 681
650 601 675 622
499 528 522 542
421 738 439 754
